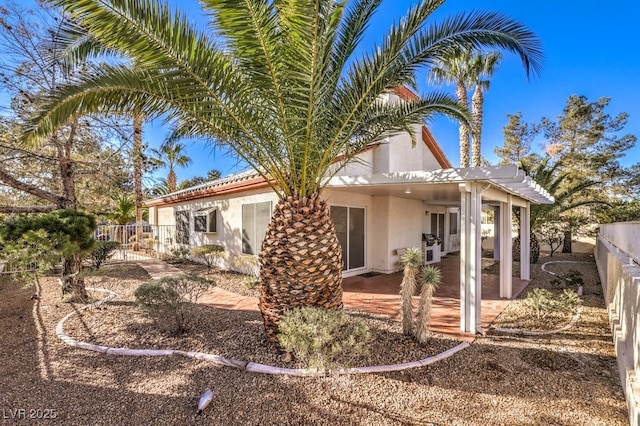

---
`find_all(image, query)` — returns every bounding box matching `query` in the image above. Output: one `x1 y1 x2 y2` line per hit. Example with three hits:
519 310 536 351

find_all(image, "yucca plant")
399 247 423 335
414 265 441 343
24 0 542 341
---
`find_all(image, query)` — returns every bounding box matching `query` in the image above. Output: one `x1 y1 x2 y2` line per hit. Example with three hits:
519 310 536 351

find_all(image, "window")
330 206 365 271
175 211 190 244
194 208 217 233
242 201 272 255
449 212 458 235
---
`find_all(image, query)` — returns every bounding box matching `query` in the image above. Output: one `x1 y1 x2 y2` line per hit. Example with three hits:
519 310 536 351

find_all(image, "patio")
198 254 528 343
342 254 528 342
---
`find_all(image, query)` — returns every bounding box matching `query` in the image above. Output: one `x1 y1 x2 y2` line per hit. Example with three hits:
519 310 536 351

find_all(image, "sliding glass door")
330 206 365 272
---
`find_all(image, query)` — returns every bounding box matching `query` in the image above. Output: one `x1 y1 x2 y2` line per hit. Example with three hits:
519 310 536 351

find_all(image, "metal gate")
94 224 177 261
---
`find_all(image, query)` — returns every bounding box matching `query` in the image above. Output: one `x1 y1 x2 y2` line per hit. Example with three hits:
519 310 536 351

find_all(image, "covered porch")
327 165 554 335
342 254 528 342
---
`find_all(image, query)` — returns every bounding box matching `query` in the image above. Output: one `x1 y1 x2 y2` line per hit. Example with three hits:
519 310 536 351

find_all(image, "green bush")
241 276 259 290
134 274 214 334
88 241 121 269
0 211 96 298
524 288 555 320
191 244 225 271
278 306 372 373
524 287 582 320
170 246 190 262
558 288 582 313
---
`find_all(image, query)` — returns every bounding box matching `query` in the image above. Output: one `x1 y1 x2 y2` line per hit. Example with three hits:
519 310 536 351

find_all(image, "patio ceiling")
326 164 554 206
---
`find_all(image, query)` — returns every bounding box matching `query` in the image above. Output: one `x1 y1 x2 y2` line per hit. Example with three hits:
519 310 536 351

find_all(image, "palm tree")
150 138 192 193
470 51 502 167
26 0 542 341
428 49 475 167
108 192 136 243
515 157 601 262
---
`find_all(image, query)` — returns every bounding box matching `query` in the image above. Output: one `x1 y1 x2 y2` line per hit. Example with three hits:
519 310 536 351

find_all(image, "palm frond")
27 0 544 199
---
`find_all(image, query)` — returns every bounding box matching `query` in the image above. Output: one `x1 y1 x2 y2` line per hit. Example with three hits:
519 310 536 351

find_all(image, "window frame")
194 208 217 233
242 201 272 255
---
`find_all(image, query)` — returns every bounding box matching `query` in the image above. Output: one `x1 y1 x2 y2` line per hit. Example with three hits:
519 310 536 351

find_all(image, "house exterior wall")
154 183 427 276
151 187 278 270
386 196 424 271
335 149 374 176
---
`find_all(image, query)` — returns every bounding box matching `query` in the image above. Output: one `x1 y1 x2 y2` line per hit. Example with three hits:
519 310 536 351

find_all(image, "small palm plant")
399 248 423 335
415 265 442 344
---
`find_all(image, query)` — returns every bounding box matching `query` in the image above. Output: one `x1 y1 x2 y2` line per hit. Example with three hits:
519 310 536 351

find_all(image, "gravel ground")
0 253 627 425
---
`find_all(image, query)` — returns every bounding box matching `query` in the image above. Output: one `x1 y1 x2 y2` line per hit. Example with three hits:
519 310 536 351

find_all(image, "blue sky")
3 0 639 183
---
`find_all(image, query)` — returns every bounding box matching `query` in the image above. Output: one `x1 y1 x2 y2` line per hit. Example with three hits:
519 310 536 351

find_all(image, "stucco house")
146 88 553 334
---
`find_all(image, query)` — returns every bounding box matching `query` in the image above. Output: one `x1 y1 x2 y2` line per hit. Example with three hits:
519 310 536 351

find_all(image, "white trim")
327 164 554 205
520 205 531 280
499 196 513 299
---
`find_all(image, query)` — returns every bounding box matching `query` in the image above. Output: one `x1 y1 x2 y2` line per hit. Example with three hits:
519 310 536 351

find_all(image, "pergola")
327 164 554 334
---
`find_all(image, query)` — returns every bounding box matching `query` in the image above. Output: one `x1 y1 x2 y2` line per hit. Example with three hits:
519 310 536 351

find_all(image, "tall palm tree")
428 49 475 167
25 0 542 341
150 138 192 193
470 51 501 167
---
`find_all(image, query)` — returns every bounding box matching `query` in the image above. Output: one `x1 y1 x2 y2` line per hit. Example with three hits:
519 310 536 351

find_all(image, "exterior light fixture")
404 188 412 194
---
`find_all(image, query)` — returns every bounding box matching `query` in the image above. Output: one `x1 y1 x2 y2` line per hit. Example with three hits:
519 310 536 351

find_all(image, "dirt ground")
0 253 627 425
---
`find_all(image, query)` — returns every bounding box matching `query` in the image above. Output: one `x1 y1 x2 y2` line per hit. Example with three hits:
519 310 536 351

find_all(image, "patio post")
499 195 513 298
459 182 483 334
520 204 531 280
493 206 500 260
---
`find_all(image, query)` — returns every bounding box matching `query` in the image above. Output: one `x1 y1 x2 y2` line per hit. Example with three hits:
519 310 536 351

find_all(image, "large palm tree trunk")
471 86 484 167
258 193 343 344
456 80 470 167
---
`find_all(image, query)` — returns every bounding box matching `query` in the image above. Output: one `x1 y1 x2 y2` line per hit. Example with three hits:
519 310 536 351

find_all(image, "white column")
493 206 500 260
459 183 483 334
472 185 483 331
459 184 470 332
520 204 531 280
499 195 513 298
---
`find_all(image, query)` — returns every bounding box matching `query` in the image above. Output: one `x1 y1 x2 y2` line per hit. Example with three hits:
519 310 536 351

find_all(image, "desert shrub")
414 265 441 344
524 288 555 320
524 287 582 320
170 246 190 262
142 238 155 251
551 269 584 288
558 288 582 313
398 247 422 335
278 307 372 373
236 255 260 289
88 241 120 269
134 274 215 334
191 244 225 271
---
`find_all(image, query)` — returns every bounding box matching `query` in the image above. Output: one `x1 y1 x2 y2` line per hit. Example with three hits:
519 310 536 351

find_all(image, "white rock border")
490 260 590 336
56 286 469 376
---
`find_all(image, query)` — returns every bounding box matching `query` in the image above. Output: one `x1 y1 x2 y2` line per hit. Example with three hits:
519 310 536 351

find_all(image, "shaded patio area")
342 255 529 342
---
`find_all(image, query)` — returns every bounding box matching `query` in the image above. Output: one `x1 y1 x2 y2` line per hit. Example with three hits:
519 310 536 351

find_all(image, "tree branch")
0 168 65 206
0 205 57 214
